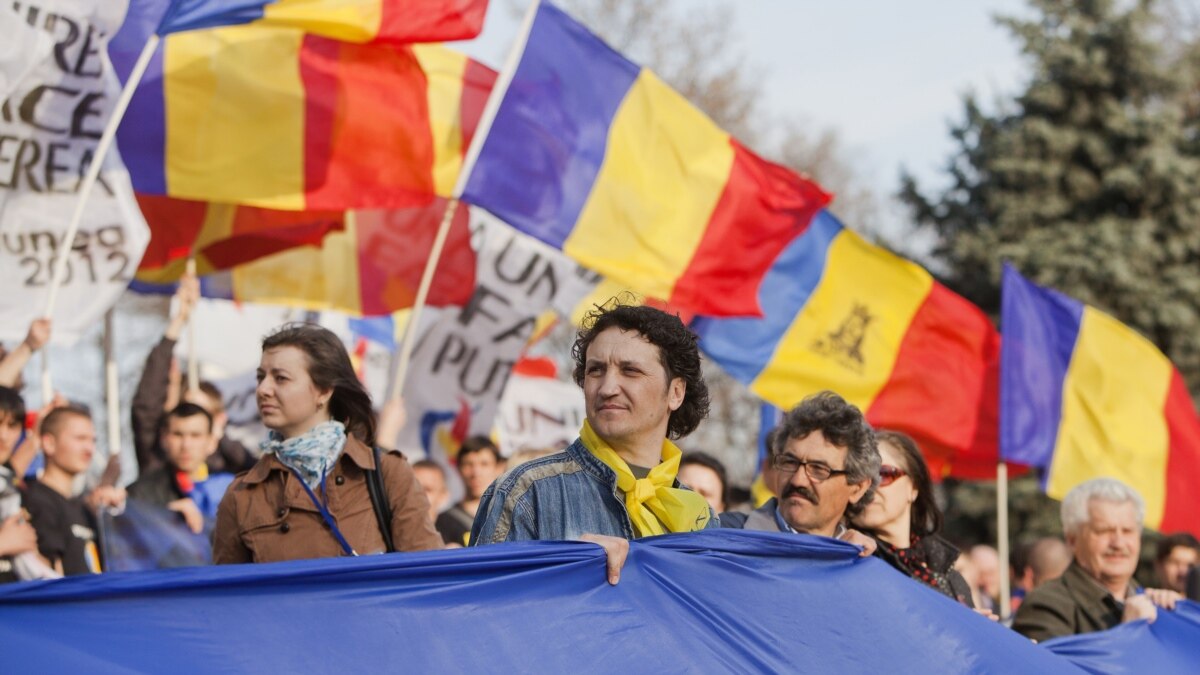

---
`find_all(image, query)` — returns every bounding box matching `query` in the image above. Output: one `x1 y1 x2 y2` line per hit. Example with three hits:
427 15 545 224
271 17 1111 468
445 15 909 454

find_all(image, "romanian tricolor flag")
693 211 1000 468
458 2 830 317
110 14 496 210
133 197 477 315
147 0 488 43
999 265 1200 536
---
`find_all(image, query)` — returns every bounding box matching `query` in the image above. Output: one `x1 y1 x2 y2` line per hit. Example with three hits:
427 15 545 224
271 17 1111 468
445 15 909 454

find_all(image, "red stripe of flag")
377 0 489 43
668 140 831 317
866 282 1003 480
300 37 436 210
135 194 208 271
1160 369 1200 537
354 199 476 314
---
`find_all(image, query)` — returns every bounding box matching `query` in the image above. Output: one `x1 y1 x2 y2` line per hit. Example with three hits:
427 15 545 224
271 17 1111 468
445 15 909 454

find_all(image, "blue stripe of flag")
692 210 843 384
999 264 1084 467
460 2 639 248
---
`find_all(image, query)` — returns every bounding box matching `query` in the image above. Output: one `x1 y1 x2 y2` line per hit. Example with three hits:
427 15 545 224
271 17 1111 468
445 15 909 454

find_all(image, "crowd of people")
0 281 1197 648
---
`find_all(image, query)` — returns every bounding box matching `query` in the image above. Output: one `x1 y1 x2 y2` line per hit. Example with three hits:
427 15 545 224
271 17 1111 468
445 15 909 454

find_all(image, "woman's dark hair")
876 430 943 538
571 301 709 439
262 323 376 445
0 386 26 426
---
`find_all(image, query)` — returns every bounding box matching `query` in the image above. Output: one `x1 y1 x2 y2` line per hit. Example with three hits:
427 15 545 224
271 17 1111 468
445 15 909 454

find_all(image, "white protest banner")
0 6 52 100
0 1 149 345
174 298 299 378
495 371 585 457
398 209 599 462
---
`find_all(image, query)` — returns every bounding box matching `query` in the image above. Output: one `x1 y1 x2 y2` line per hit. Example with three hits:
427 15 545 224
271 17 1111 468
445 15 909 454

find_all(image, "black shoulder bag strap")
366 446 396 553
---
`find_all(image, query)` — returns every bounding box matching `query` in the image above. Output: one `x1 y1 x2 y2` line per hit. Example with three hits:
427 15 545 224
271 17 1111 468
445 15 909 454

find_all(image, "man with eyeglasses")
721 391 880 552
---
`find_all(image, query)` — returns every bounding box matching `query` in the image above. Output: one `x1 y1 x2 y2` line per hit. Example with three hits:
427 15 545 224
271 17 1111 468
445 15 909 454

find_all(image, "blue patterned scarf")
261 421 347 490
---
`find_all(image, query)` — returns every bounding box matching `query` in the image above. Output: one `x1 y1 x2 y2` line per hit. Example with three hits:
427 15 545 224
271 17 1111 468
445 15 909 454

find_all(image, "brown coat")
213 436 442 564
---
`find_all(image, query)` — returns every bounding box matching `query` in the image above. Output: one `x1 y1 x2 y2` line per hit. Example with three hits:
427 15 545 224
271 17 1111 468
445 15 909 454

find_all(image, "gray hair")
772 391 882 518
1060 478 1146 536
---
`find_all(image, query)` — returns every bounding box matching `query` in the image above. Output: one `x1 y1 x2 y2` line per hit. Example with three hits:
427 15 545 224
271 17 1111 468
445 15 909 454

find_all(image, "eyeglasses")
771 454 849 482
878 465 908 487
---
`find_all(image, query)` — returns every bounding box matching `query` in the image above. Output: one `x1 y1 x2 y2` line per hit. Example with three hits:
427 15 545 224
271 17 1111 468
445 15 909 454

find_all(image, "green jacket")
1012 561 1137 642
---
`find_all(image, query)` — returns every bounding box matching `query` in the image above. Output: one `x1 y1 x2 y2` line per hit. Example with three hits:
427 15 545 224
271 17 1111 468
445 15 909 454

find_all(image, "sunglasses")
878 465 908 487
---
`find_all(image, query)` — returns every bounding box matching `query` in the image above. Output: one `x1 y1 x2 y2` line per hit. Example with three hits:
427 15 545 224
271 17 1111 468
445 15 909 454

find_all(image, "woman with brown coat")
213 324 441 564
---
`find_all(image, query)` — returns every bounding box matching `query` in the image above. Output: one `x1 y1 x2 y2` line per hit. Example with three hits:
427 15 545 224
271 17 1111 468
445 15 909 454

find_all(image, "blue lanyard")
289 469 357 557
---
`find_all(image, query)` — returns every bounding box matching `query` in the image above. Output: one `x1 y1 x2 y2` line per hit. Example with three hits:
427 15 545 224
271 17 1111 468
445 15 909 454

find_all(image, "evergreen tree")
900 0 1200 392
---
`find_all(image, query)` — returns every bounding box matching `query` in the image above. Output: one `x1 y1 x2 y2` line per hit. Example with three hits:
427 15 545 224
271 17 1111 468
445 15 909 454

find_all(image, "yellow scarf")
580 421 711 537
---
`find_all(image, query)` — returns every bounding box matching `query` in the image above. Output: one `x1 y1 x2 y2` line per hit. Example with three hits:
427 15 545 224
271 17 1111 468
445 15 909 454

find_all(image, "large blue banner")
1044 601 1200 674
0 530 1194 673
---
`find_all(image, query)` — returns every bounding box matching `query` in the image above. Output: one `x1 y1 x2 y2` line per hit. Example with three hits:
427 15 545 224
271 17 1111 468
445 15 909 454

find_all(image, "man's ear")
847 478 870 505
667 377 686 412
40 433 56 458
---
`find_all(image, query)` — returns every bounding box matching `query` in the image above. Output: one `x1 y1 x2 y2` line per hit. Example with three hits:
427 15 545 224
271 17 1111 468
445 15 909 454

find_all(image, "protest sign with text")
398 210 598 462
0 1 149 345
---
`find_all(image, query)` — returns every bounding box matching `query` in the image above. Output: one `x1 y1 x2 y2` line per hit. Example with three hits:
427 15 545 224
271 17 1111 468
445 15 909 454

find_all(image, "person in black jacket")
851 430 976 609
128 403 235 534
131 274 255 475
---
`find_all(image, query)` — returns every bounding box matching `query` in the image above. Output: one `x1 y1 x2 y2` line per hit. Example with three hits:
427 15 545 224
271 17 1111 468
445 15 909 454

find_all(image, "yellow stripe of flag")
230 213 363 313
751 230 933 410
563 69 734 301
413 45 469 198
165 27 306 210
1048 307 1172 526
261 0 384 44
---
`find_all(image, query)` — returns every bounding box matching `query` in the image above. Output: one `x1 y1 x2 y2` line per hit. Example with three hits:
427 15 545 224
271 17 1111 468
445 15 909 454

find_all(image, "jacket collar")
1060 560 1138 614
242 434 376 485
565 438 618 486
565 436 684 489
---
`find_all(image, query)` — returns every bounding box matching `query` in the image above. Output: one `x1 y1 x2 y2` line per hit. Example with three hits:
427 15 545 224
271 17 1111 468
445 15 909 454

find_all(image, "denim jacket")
470 438 718 544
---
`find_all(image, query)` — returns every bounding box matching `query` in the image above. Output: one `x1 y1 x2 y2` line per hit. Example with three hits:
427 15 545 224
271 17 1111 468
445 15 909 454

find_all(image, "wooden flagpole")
387 200 459 402
103 308 121 462
186 256 199 394
997 461 1012 621
38 34 160 405
385 0 541 403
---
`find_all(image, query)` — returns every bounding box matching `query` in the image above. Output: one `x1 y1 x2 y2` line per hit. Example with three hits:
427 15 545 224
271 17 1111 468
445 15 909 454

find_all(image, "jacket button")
280 522 290 533
277 508 287 518
334 475 345 486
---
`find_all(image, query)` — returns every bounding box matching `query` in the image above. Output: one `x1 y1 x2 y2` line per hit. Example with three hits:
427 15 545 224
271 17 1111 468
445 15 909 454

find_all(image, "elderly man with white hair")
1012 478 1182 642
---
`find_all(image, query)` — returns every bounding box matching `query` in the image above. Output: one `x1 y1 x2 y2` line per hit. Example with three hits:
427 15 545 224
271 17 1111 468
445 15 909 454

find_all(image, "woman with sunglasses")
851 430 975 607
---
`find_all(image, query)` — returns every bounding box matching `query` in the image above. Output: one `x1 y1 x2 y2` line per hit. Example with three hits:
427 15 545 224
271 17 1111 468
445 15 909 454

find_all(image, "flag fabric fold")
999 265 1200 536
693 211 1000 475
458 1 830 317
1043 601 1200 675
0 6 52 100
109 14 497 210
151 0 488 43
133 198 477 316
0 531 1087 673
